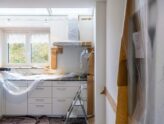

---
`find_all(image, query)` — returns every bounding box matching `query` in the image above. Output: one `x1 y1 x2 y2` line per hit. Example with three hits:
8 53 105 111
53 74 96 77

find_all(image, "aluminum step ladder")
64 85 88 124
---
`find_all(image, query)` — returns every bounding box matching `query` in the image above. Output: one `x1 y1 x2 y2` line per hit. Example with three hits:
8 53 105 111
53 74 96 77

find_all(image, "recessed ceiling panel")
0 8 49 16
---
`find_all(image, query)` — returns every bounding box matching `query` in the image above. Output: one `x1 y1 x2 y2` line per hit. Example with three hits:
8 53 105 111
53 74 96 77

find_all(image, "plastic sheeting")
80 49 89 74
0 71 77 96
128 0 157 124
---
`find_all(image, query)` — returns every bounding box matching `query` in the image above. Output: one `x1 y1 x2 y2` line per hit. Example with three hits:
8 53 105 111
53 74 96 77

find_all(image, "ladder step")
72 100 84 106
65 85 88 124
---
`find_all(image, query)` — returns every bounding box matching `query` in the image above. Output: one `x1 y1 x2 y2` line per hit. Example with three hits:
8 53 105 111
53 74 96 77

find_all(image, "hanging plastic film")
0 71 77 96
128 0 157 124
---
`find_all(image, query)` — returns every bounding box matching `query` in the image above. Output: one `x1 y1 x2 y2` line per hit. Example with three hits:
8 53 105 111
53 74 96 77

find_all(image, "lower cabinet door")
0 86 2 117
28 104 52 115
5 89 27 115
53 98 72 115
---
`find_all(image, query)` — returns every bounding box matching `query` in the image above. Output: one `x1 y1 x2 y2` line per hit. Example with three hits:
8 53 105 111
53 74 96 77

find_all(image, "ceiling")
0 8 94 16
0 0 106 8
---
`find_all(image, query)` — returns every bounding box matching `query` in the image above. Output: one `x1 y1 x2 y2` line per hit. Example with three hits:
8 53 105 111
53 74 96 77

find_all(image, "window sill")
3 65 49 69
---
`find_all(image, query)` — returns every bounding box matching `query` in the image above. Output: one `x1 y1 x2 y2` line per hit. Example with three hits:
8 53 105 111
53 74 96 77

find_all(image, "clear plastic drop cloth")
80 49 89 74
128 0 158 124
0 71 77 96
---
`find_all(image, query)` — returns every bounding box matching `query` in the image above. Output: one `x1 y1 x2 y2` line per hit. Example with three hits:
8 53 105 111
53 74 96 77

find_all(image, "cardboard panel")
87 75 94 116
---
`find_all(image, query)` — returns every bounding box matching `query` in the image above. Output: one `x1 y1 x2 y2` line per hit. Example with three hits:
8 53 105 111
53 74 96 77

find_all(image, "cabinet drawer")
28 81 52 87
0 87 2 116
52 81 86 87
28 98 51 104
28 87 52 98
28 104 51 115
53 98 72 115
9 80 28 87
53 87 79 98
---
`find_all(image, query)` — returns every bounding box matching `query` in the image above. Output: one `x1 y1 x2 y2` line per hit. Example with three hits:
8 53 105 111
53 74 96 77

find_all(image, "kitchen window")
31 34 49 64
5 30 50 66
8 34 26 64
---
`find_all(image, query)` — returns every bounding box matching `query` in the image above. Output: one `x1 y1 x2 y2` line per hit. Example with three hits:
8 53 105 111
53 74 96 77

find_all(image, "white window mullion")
26 33 31 66
4 33 9 65
48 34 51 65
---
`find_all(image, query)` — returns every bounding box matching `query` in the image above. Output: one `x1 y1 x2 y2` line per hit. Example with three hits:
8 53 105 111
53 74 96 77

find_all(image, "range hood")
52 16 92 47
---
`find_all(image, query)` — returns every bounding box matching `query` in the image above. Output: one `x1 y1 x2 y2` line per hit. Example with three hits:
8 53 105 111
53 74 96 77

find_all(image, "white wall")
106 0 127 124
79 16 94 42
0 29 4 67
154 0 164 123
0 16 93 44
0 84 2 117
0 30 4 117
0 82 1 117
0 16 94 73
50 18 68 42
106 99 116 124
95 2 106 124
0 30 2 67
0 1 109 123
58 46 83 73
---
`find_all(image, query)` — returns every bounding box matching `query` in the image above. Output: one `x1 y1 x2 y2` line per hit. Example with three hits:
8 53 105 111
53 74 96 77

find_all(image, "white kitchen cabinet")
53 87 79 98
28 87 52 98
3 80 87 116
8 80 28 87
5 88 27 115
28 81 52 115
5 81 28 115
28 98 51 104
53 81 85 87
52 81 87 115
79 16 93 41
28 104 52 115
53 98 72 115
35 81 52 87
0 85 2 117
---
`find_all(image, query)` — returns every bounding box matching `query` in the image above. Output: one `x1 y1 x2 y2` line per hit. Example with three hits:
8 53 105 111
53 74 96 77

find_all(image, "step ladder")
64 85 88 124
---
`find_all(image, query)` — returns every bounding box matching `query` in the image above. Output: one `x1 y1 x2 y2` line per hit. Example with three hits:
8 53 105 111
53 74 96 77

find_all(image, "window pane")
31 34 49 63
8 34 26 64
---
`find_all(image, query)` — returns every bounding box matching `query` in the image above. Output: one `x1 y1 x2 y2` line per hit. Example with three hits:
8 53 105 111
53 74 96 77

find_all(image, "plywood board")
116 86 128 124
87 75 94 116
51 47 63 69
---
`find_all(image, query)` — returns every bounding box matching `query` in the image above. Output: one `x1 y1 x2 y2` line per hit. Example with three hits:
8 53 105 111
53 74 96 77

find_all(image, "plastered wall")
95 2 106 124
0 16 93 73
106 0 127 123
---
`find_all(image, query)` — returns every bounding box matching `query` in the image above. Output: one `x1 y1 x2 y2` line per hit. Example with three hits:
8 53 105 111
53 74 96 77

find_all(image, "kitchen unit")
0 83 3 117
0 8 94 124
2 79 87 116
5 83 28 115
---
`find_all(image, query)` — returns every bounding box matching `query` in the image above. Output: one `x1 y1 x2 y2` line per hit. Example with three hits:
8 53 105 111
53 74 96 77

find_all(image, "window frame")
4 29 50 67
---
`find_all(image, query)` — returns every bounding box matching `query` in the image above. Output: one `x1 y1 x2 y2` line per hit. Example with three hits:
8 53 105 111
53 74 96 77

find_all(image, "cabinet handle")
36 87 44 90
36 105 45 107
57 82 66 85
57 99 66 102
57 87 66 91
35 99 44 102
